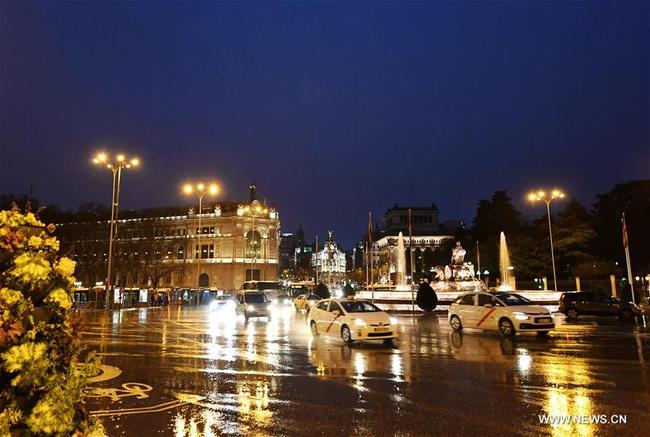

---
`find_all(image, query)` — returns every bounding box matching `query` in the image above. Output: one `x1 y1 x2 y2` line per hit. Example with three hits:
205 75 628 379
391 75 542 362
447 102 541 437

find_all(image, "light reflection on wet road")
80 306 650 436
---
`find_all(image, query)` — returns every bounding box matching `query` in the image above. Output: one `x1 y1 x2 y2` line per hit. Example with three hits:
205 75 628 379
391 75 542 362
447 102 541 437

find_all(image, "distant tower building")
312 231 346 283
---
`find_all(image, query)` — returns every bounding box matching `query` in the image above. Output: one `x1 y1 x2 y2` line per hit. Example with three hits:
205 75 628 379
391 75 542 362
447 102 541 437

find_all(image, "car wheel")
310 321 318 336
450 315 463 331
536 331 549 337
566 308 578 321
341 325 353 344
499 318 515 337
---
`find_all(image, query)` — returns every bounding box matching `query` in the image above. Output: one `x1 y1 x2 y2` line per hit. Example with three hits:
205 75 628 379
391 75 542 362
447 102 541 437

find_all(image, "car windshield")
495 293 531 306
341 301 382 313
307 295 321 300
257 282 282 290
245 293 267 304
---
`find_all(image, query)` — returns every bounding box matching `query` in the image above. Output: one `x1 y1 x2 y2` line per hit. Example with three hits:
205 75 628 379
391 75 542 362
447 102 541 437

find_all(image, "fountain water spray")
395 232 410 290
498 231 513 291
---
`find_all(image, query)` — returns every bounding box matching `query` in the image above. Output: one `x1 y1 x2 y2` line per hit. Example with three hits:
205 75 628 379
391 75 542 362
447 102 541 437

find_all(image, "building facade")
279 232 297 271
369 203 464 284
312 231 346 282
58 186 280 290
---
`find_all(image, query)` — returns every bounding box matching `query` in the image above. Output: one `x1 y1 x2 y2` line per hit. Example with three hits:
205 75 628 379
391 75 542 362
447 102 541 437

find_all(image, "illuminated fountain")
394 232 410 290
497 231 513 291
431 242 485 292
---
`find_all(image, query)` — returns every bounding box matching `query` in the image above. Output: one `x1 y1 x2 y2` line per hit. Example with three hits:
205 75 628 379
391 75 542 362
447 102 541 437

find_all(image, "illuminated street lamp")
182 182 219 289
527 189 565 292
92 151 140 309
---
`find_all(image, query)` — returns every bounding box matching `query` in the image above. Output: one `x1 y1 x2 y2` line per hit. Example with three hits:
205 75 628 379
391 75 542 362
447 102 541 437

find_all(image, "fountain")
497 231 513 291
394 232 410 290
430 241 485 292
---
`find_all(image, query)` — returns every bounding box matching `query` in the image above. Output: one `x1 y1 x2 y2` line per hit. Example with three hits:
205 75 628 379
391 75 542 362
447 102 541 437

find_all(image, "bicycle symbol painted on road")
84 382 153 402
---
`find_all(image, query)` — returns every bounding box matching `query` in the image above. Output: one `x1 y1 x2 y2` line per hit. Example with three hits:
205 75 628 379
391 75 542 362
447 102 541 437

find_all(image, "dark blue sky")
1 1 648 247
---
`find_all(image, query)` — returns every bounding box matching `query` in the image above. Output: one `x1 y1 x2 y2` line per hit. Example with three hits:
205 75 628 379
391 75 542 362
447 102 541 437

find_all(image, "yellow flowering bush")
0 287 23 309
0 208 103 435
26 386 76 434
2 341 47 373
26 235 61 253
8 252 52 285
54 257 76 278
27 235 43 249
45 288 72 310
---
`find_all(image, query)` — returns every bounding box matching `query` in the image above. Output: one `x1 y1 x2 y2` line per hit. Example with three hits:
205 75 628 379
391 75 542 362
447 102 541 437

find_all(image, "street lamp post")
93 152 140 310
183 183 219 294
528 189 565 292
241 202 266 281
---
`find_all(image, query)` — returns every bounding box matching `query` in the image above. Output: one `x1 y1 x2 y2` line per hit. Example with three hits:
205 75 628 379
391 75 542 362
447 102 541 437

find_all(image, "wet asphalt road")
80 305 650 436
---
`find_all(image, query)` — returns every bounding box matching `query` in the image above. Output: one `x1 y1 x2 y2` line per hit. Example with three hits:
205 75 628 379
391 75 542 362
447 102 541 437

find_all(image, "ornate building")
312 231 346 282
370 203 464 284
57 185 280 290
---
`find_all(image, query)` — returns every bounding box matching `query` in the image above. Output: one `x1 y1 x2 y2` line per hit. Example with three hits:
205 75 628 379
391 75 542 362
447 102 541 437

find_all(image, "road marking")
87 364 122 383
85 382 153 402
90 399 185 417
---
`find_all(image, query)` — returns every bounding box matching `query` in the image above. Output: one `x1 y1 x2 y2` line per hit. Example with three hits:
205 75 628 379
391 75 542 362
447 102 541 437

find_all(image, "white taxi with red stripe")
308 298 398 344
448 292 554 337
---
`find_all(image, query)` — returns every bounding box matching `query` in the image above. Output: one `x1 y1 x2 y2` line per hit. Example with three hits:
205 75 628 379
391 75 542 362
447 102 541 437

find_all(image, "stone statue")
430 242 486 292
450 242 466 280
444 265 453 280
456 262 475 281
433 265 445 281
450 241 466 266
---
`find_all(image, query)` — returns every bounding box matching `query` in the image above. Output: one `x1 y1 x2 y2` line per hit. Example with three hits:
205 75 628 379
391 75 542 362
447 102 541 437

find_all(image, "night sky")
1 2 648 247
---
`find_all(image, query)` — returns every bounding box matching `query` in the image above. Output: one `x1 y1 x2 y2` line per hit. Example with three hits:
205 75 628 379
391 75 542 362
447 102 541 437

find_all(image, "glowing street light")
527 188 566 292
92 151 141 309
182 182 220 289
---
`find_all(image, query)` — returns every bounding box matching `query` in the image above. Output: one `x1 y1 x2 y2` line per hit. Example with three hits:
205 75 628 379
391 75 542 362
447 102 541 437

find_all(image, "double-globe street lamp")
528 189 565 292
183 183 219 291
93 152 140 309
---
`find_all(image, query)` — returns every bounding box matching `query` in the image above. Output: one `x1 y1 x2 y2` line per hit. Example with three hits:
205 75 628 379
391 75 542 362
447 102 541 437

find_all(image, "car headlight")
271 299 278 306
389 317 398 325
354 318 366 326
248 305 255 311
513 312 529 321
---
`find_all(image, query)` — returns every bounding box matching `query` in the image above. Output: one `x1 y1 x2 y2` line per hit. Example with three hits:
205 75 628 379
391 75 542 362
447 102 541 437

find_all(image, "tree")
472 191 525 280
552 199 597 276
56 219 109 287
115 220 179 288
593 180 650 272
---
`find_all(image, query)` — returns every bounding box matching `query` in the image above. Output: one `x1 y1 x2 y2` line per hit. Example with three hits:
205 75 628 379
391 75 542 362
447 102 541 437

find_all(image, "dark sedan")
559 291 642 321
